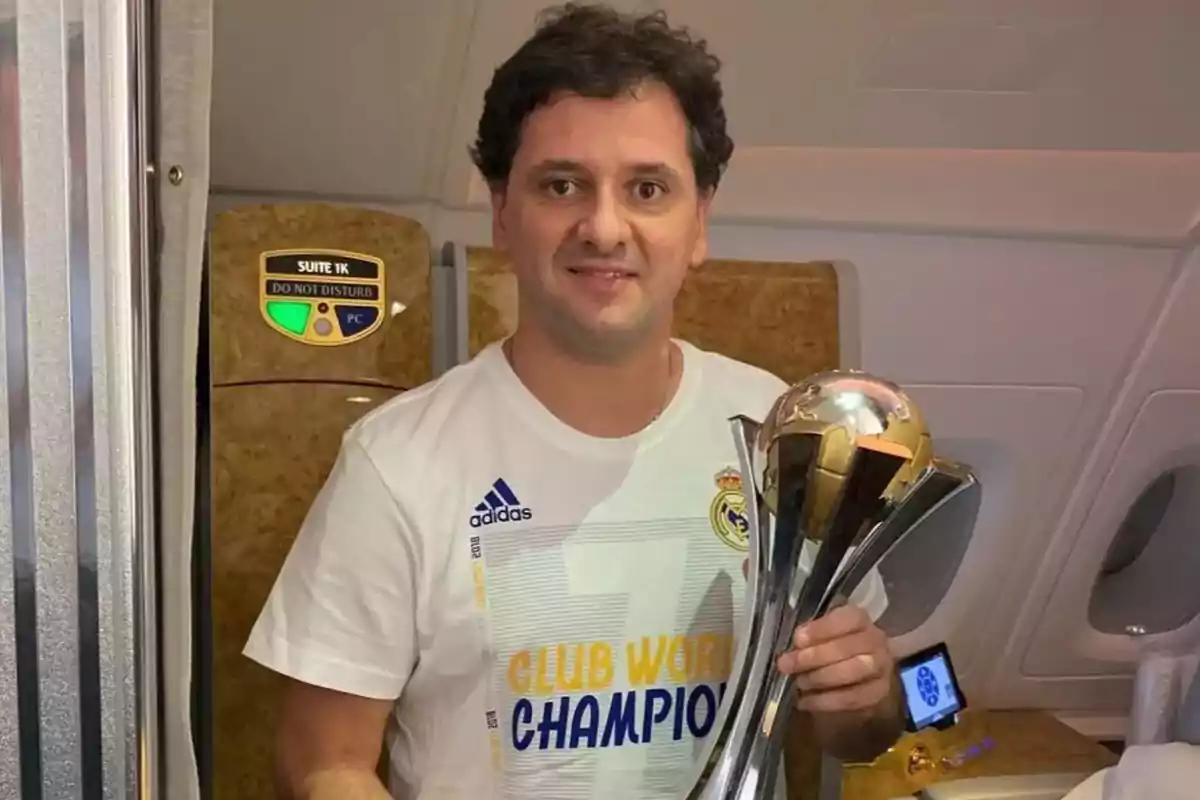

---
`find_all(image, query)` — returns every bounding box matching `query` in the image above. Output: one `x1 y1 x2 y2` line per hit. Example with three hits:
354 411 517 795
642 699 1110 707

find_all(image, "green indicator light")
266 300 311 335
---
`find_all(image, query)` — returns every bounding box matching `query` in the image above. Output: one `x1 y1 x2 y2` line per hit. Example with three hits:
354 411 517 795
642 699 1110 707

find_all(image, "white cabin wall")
990 244 1200 730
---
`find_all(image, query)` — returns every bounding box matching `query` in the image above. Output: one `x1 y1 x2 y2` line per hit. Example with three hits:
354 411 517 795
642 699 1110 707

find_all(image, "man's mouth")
566 263 638 279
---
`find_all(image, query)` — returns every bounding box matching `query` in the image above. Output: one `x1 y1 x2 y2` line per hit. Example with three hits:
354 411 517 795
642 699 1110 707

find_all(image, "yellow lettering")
510 641 620 696
590 643 613 690
507 650 531 694
556 644 583 691
667 635 694 682
472 564 486 610
627 635 668 686
534 646 555 695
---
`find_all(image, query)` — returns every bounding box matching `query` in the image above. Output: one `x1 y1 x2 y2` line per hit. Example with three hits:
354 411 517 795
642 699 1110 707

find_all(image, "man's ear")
490 186 509 252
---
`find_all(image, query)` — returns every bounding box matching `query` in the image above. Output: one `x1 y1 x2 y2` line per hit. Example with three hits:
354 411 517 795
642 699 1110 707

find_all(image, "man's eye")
634 181 666 201
545 179 577 197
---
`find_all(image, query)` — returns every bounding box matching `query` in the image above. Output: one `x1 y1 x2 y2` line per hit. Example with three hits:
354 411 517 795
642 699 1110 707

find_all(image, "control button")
313 318 333 337
265 300 311 335
336 305 379 337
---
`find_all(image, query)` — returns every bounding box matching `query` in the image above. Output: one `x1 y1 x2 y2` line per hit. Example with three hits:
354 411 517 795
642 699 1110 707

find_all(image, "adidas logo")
469 477 533 528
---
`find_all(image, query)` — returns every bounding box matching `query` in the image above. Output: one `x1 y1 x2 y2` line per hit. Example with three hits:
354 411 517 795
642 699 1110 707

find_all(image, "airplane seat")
1057 743 1200 800
1177 653 1200 744
1127 648 1200 746
1055 653 1200 798
205 203 434 799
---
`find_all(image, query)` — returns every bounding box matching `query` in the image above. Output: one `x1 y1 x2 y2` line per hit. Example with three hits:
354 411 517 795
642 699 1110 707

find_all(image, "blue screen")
899 651 962 729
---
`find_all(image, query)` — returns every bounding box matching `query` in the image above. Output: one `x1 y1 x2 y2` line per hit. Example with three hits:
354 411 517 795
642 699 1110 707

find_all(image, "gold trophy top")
756 370 934 537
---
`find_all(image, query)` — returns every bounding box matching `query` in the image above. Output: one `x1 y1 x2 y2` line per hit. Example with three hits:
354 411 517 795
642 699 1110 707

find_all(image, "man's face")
491 81 711 361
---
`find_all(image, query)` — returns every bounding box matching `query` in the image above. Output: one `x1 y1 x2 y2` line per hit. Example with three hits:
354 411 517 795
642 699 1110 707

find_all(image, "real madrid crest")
709 467 750 551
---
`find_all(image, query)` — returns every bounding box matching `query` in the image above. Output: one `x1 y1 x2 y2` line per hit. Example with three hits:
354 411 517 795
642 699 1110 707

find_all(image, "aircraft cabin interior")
1 0 1199 799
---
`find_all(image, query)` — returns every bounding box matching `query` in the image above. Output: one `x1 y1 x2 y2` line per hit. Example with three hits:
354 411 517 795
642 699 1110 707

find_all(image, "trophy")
684 370 977 799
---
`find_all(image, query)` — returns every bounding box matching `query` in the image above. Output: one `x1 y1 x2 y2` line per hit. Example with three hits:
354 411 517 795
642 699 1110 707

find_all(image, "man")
244 4 904 798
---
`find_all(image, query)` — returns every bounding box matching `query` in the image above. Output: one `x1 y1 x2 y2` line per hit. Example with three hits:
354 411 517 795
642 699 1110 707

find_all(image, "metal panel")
65 0 103 793
452 241 469 366
430 240 460 376
84 0 144 789
20 1 86 796
0 0 156 797
0 10 31 800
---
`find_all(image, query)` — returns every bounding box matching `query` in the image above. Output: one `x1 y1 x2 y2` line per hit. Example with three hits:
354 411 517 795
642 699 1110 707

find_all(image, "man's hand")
739 559 903 760
776 604 894 715
776 600 904 762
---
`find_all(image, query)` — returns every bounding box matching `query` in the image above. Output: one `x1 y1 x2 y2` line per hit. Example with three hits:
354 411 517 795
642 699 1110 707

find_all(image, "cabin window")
1088 465 1200 635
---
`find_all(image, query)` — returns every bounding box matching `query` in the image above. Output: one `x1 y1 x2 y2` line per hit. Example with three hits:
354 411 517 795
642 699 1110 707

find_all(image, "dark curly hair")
469 3 734 194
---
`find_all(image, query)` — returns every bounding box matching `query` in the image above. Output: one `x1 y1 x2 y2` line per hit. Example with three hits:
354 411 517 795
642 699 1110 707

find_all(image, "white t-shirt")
244 339 888 799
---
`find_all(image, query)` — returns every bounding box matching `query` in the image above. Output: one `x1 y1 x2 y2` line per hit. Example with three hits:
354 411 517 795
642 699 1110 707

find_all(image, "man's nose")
575 189 631 254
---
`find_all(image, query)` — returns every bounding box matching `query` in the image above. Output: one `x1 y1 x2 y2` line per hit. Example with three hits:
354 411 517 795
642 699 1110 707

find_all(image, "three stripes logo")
469 477 533 529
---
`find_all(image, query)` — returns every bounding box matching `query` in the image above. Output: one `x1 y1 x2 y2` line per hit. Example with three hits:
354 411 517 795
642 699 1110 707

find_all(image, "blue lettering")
687 684 717 738
537 697 570 750
642 688 673 743
569 695 600 749
509 684 726 752
512 699 534 751
673 686 686 741
601 691 641 747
